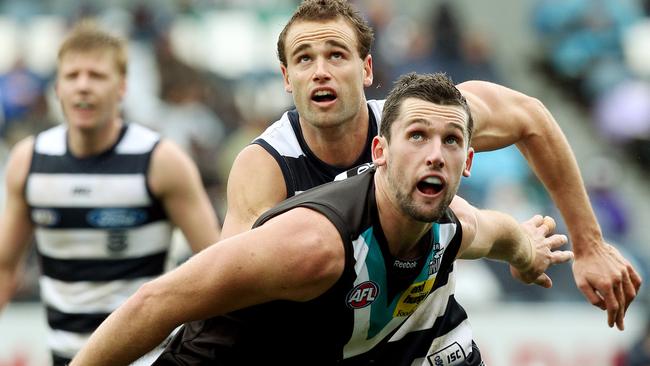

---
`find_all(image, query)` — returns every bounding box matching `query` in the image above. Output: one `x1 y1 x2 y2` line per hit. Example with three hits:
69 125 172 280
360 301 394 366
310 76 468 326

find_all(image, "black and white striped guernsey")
153 101 484 365
253 100 384 196
26 123 173 359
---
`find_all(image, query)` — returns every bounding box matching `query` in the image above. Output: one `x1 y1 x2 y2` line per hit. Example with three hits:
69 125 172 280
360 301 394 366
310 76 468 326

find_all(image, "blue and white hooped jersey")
26 123 172 359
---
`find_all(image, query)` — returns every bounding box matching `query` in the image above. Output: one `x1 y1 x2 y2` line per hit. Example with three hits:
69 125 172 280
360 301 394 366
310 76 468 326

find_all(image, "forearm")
482 211 533 270
514 101 602 256
71 283 177 365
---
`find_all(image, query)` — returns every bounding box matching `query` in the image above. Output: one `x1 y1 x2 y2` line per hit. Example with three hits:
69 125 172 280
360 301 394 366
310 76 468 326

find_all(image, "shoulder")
5 136 36 191
448 196 478 255
116 123 161 154
254 111 303 158
367 99 385 123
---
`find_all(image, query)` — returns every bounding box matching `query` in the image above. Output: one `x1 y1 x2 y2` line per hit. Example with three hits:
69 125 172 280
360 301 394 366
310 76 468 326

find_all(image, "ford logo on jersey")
346 281 380 309
87 208 147 228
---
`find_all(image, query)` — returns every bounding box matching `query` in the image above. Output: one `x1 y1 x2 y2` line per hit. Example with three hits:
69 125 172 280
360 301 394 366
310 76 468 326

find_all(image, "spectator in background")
532 0 642 103
0 20 220 365
0 58 50 140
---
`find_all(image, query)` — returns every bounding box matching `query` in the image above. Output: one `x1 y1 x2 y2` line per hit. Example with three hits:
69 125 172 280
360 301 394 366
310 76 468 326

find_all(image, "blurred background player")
0 20 220 365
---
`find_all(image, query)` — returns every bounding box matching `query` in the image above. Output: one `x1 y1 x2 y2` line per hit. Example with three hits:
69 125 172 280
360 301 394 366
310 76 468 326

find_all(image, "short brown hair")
277 0 374 67
57 19 127 76
380 72 474 144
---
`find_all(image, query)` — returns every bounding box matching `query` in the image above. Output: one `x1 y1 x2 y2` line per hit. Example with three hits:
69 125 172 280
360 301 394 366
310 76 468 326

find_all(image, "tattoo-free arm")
71 208 344 366
452 196 572 288
458 80 642 329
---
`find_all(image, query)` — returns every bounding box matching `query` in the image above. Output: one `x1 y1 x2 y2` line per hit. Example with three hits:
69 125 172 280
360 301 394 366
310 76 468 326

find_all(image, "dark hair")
58 19 127 76
277 0 374 67
380 72 473 143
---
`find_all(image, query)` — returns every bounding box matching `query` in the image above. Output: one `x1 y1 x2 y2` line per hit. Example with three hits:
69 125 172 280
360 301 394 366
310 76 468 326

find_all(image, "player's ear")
463 147 474 177
281 64 292 93
363 54 373 88
372 136 387 166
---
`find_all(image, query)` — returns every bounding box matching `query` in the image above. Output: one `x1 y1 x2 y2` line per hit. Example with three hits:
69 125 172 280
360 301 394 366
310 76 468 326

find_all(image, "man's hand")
572 242 642 331
510 215 573 288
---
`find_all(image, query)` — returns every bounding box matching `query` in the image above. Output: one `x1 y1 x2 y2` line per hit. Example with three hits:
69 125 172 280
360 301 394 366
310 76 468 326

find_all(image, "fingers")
541 216 556 235
533 273 552 288
615 283 625 330
578 281 607 310
628 262 643 293
602 286 619 328
547 234 568 250
550 250 574 264
622 269 637 312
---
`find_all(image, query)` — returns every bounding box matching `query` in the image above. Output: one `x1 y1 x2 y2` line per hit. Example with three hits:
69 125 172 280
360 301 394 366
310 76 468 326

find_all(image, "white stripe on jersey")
367 99 386 125
116 123 160 154
27 173 150 207
34 124 66 155
352 235 371 276
35 221 173 259
390 267 457 341
48 329 91 359
40 277 153 313
256 112 303 158
439 222 457 250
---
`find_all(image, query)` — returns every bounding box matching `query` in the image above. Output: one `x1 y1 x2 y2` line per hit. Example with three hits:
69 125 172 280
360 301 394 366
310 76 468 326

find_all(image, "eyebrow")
406 118 467 135
289 39 353 59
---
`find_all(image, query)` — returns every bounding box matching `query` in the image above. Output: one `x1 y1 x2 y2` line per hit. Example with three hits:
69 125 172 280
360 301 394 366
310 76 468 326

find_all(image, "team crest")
346 281 380 309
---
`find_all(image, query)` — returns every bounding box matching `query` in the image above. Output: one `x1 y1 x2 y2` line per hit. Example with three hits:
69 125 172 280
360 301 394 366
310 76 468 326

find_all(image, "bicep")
147 207 344 324
149 141 220 252
221 144 287 239
458 80 535 152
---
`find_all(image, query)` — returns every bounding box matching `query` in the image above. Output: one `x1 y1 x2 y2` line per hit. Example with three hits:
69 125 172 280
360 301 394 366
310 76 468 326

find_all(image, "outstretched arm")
452 196 572 287
458 80 642 330
71 207 344 366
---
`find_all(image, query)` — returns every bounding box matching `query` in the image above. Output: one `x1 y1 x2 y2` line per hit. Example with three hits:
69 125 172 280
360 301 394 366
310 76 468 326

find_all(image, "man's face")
373 98 474 222
280 17 373 129
55 49 125 132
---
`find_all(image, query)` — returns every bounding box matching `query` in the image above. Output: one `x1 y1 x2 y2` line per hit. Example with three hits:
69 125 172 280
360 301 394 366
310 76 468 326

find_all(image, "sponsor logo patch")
393 278 435 317
428 342 466 366
346 281 380 309
31 209 60 227
87 208 147 228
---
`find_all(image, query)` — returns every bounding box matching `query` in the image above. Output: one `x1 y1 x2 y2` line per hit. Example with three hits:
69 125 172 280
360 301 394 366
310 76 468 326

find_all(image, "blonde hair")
57 19 127 76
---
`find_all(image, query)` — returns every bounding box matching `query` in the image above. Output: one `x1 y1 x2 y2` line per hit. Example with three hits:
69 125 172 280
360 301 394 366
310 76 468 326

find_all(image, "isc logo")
346 281 380 309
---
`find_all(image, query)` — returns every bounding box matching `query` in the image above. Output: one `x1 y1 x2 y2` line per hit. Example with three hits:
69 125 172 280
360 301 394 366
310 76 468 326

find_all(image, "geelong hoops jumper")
26 123 173 361
155 168 482 365
252 100 384 196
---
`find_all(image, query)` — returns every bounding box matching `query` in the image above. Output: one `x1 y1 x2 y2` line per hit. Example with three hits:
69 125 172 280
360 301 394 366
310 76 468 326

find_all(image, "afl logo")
346 281 380 309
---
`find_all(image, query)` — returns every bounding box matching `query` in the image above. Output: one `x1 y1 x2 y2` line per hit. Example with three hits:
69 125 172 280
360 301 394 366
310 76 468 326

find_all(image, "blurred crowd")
533 0 650 174
0 0 647 320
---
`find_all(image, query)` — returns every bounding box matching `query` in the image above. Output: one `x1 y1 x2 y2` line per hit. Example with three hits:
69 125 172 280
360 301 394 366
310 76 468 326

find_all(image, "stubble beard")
387 167 453 223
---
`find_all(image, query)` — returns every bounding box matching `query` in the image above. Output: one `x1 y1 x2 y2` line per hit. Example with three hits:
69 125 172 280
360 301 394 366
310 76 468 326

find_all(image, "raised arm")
220 144 288 239
452 196 572 288
0 138 36 310
71 207 344 366
458 80 642 329
148 140 221 252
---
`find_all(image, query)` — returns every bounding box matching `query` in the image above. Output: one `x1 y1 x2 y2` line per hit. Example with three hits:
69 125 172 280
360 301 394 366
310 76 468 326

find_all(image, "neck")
299 105 370 167
374 172 431 259
68 118 123 158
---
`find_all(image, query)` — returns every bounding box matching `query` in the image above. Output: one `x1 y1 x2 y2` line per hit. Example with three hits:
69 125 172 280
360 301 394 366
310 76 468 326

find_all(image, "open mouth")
74 101 95 110
311 89 337 103
416 176 444 195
